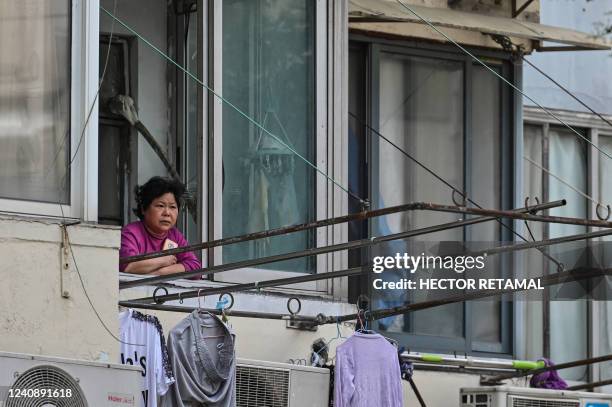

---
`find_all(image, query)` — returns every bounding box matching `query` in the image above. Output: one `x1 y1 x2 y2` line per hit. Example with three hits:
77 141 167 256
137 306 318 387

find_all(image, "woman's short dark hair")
133 176 186 220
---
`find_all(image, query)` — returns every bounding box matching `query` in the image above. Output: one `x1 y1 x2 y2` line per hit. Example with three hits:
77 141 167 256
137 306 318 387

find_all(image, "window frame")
349 34 515 356
204 0 345 293
523 107 612 382
0 0 99 221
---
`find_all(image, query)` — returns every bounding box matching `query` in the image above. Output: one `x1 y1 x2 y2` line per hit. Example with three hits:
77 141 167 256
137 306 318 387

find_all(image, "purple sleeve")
119 226 141 272
172 230 202 274
334 347 355 407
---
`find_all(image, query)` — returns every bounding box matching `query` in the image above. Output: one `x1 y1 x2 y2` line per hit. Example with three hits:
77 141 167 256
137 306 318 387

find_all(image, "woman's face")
143 192 179 235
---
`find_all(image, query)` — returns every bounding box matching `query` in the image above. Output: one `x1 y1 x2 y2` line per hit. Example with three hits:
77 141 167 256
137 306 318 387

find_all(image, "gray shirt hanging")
161 311 236 407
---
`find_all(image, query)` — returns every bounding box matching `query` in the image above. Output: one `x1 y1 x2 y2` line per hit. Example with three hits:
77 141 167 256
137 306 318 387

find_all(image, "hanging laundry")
334 332 403 407
161 310 236 407
119 309 175 407
529 358 568 390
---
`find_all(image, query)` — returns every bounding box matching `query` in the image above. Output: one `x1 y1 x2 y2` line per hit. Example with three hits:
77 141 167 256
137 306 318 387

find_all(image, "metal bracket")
59 226 71 299
490 34 524 62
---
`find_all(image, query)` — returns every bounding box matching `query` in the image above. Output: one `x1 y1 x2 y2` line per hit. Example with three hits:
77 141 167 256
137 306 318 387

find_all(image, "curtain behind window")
548 127 588 381
374 53 464 338
599 135 612 386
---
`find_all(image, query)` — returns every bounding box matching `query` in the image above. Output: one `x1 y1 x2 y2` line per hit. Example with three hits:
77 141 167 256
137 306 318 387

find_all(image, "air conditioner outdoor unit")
0 351 142 407
236 358 330 407
461 386 612 407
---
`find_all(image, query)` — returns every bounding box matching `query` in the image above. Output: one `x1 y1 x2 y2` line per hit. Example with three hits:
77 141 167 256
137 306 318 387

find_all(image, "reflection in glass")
0 0 71 203
222 0 315 273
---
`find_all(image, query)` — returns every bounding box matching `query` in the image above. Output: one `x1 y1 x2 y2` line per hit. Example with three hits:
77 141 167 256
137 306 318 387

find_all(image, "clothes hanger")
311 318 347 367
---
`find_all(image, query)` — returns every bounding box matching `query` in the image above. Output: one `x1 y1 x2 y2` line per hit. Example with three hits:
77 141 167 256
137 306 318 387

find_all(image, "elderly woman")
119 176 201 275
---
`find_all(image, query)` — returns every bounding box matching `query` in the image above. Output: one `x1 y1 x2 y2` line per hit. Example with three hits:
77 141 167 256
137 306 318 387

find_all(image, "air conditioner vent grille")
4 365 88 407
510 395 580 407
236 365 290 407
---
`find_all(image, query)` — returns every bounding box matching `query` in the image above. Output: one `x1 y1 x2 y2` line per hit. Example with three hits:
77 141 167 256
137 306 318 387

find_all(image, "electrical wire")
394 0 612 162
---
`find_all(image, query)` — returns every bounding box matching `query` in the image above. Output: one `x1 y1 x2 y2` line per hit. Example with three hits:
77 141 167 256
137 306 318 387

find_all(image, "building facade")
0 0 610 405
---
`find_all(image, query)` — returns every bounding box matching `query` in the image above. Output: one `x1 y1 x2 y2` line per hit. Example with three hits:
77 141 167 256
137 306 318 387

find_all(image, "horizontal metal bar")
567 378 612 391
536 46 600 52
120 200 565 289
120 200 572 264
420 203 612 228
118 301 319 322
483 354 612 385
121 202 426 264
128 267 363 304
471 229 612 257
320 267 611 325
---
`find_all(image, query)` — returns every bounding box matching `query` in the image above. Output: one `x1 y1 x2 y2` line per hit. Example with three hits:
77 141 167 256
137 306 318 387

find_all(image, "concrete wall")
100 0 169 186
524 1 612 115
0 216 121 362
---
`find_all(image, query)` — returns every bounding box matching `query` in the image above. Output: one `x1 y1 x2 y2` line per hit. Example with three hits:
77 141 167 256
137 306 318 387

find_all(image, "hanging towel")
529 358 568 390
161 311 236 407
119 309 175 407
334 332 403 407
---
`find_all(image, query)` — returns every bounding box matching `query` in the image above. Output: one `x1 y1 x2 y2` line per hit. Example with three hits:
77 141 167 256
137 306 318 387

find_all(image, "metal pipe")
567 379 612 391
118 301 319 322
482 354 612 385
120 200 566 264
120 200 565 289
120 202 423 264
419 203 612 228
128 267 363 304
320 267 610 325
401 352 544 371
470 229 612 257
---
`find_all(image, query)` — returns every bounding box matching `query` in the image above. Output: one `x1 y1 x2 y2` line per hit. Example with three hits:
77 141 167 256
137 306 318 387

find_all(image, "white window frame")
0 0 99 222
205 0 348 294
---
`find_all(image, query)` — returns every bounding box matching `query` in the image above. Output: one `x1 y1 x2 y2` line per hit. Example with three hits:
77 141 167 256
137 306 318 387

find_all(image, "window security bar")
119 267 610 330
129 228 612 304
120 202 451 265
120 199 612 290
119 200 567 289
119 199 567 265
316 267 611 326
129 203 612 304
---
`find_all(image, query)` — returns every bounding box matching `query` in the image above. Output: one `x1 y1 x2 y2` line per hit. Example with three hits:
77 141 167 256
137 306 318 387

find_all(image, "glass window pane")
470 65 502 344
0 0 71 203
599 135 612 384
222 0 315 273
374 53 464 338
523 123 545 360
548 126 588 381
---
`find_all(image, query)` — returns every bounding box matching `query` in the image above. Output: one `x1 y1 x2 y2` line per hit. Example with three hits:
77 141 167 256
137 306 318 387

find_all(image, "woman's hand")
158 254 177 267
123 255 177 275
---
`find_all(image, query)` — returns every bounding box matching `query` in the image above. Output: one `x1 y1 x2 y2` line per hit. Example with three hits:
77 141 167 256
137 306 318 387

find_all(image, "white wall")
524 1 612 115
0 216 121 362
